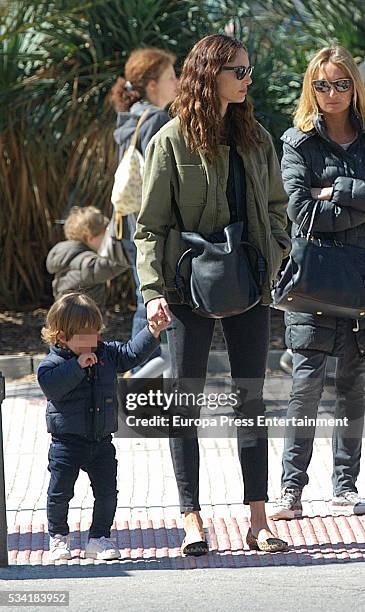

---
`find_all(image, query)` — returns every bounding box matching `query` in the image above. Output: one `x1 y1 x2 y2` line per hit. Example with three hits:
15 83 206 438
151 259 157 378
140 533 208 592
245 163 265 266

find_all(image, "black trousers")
47 434 118 538
166 303 270 512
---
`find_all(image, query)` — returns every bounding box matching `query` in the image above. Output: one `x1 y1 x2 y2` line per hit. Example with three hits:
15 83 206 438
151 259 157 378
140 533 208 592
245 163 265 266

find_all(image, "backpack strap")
112 109 150 240
131 109 150 148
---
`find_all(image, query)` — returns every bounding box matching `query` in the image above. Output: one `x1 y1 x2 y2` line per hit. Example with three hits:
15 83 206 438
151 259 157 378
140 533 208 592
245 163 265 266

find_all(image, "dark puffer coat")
281 112 365 355
37 327 159 440
46 238 128 309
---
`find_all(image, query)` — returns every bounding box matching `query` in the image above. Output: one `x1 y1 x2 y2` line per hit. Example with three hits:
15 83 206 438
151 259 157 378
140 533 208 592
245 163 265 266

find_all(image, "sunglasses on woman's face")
220 65 254 80
312 78 353 93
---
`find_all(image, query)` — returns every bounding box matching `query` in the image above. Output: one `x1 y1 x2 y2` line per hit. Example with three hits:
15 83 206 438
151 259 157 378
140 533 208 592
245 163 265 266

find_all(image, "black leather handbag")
173 146 266 318
272 202 365 320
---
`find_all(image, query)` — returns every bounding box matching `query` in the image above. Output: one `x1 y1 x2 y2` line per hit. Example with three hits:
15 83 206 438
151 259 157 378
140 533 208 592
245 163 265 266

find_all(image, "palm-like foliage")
1 0 365 308
0 0 211 307
206 0 365 143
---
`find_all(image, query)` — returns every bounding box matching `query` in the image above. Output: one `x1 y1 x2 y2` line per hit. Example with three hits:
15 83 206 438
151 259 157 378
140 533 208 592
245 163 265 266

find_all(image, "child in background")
37 292 169 561
46 206 129 311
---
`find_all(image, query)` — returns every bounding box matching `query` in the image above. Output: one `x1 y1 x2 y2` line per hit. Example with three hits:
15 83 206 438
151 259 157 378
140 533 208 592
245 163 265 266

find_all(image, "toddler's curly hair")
41 292 103 345
64 206 109 243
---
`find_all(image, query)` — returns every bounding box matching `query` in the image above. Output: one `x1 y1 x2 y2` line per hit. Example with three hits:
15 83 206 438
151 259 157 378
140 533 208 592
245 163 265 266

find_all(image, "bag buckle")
309 236 321 246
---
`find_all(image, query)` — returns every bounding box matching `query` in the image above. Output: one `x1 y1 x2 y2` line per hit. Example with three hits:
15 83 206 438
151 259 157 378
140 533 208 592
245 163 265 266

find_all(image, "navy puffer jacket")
37 327 159 439
281 112 365 355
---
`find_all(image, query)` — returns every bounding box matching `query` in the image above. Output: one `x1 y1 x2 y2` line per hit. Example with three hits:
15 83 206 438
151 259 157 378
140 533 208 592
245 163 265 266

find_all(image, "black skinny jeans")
166 303 270 512
47 434 118 538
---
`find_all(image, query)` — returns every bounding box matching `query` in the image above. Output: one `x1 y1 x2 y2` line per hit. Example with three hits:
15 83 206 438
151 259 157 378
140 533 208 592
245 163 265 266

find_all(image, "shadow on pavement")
2 520 364 577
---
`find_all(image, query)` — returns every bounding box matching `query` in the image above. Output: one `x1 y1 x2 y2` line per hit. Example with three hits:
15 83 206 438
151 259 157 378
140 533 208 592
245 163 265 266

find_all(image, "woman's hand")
311 187 333 201
147 297 172 338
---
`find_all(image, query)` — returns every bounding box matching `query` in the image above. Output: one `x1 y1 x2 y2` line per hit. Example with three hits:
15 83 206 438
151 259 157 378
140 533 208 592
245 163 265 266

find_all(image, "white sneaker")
84 536 121 560
269 488 303 520
332 491 365 516
49 534 72 560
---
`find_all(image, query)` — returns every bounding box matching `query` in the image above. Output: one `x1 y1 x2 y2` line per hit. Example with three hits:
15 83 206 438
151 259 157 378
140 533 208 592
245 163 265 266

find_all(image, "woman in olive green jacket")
135 34 290 555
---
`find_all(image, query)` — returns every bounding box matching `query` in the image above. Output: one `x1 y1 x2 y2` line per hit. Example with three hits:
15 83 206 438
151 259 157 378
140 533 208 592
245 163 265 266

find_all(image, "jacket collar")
50 340 105 359
314 106 365 135
313 107 365 151
281 107 365 149
281 127 315 148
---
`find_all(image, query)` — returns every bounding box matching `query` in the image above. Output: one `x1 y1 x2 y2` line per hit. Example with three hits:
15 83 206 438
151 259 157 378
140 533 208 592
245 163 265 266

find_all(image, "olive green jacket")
135 117 290 305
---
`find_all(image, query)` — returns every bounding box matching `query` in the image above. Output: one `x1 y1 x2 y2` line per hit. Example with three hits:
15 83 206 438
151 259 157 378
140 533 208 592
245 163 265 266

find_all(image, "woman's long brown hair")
171 34 262 161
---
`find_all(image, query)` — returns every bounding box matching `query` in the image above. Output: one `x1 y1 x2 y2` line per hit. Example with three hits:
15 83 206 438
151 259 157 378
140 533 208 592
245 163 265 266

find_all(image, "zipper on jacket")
86 365 96 440
93 363 102 441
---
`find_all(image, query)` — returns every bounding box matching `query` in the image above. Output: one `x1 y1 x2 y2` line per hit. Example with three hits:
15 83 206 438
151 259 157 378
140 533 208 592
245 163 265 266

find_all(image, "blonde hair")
64 206 109 243
41 292 103 345
294 46 365 132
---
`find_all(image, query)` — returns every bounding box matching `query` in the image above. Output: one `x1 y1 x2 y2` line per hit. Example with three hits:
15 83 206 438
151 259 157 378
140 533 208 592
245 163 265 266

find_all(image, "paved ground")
1 565 365 612
1 373 364 574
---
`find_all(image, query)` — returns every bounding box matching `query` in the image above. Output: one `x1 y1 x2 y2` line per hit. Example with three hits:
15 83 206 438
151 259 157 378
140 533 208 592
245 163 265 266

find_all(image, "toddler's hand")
77 353 98 368
147 297 171 338
148 318 169 339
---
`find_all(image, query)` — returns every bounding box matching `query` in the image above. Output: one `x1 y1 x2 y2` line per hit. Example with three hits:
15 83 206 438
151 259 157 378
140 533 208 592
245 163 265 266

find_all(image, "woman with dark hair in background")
135 34 290 555
110 48 178 350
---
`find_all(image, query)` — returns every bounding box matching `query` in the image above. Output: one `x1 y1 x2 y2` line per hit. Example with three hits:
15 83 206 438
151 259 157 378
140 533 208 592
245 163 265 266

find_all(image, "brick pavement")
2 376 365 568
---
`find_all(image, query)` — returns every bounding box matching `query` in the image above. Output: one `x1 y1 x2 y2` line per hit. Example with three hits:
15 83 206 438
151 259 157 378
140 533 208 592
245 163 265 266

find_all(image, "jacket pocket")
47 400 87 435
177 164 207 206
101 395 117 434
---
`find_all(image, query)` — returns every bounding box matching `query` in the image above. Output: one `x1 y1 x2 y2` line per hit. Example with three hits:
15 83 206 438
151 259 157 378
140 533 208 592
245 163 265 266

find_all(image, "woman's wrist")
311 186 333 201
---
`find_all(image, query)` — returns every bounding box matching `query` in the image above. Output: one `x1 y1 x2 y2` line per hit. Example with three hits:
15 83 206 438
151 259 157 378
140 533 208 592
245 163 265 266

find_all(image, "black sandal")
181 525 209 556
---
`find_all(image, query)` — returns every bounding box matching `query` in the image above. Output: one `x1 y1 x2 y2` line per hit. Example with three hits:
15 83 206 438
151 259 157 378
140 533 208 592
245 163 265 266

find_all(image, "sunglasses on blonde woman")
220 65 254 80
312 78 353 93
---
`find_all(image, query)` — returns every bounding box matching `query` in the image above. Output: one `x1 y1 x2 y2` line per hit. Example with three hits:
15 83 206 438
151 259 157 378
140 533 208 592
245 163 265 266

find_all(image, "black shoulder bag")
173 146 266 318
272 201 365 320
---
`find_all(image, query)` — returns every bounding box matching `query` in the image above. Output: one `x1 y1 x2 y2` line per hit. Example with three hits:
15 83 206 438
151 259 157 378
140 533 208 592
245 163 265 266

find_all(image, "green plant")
0 0 211 307
1 0 364 308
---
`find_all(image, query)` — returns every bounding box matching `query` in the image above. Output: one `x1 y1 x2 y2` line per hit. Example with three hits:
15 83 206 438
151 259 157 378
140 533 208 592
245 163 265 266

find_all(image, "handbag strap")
230 140 266 285
306 200 320 239
230 141 243 223
131 108 150 148
296 201 320 238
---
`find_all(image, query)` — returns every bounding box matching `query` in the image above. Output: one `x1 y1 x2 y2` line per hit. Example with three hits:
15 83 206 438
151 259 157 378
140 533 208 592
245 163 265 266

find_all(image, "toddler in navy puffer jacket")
37 292 168 561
